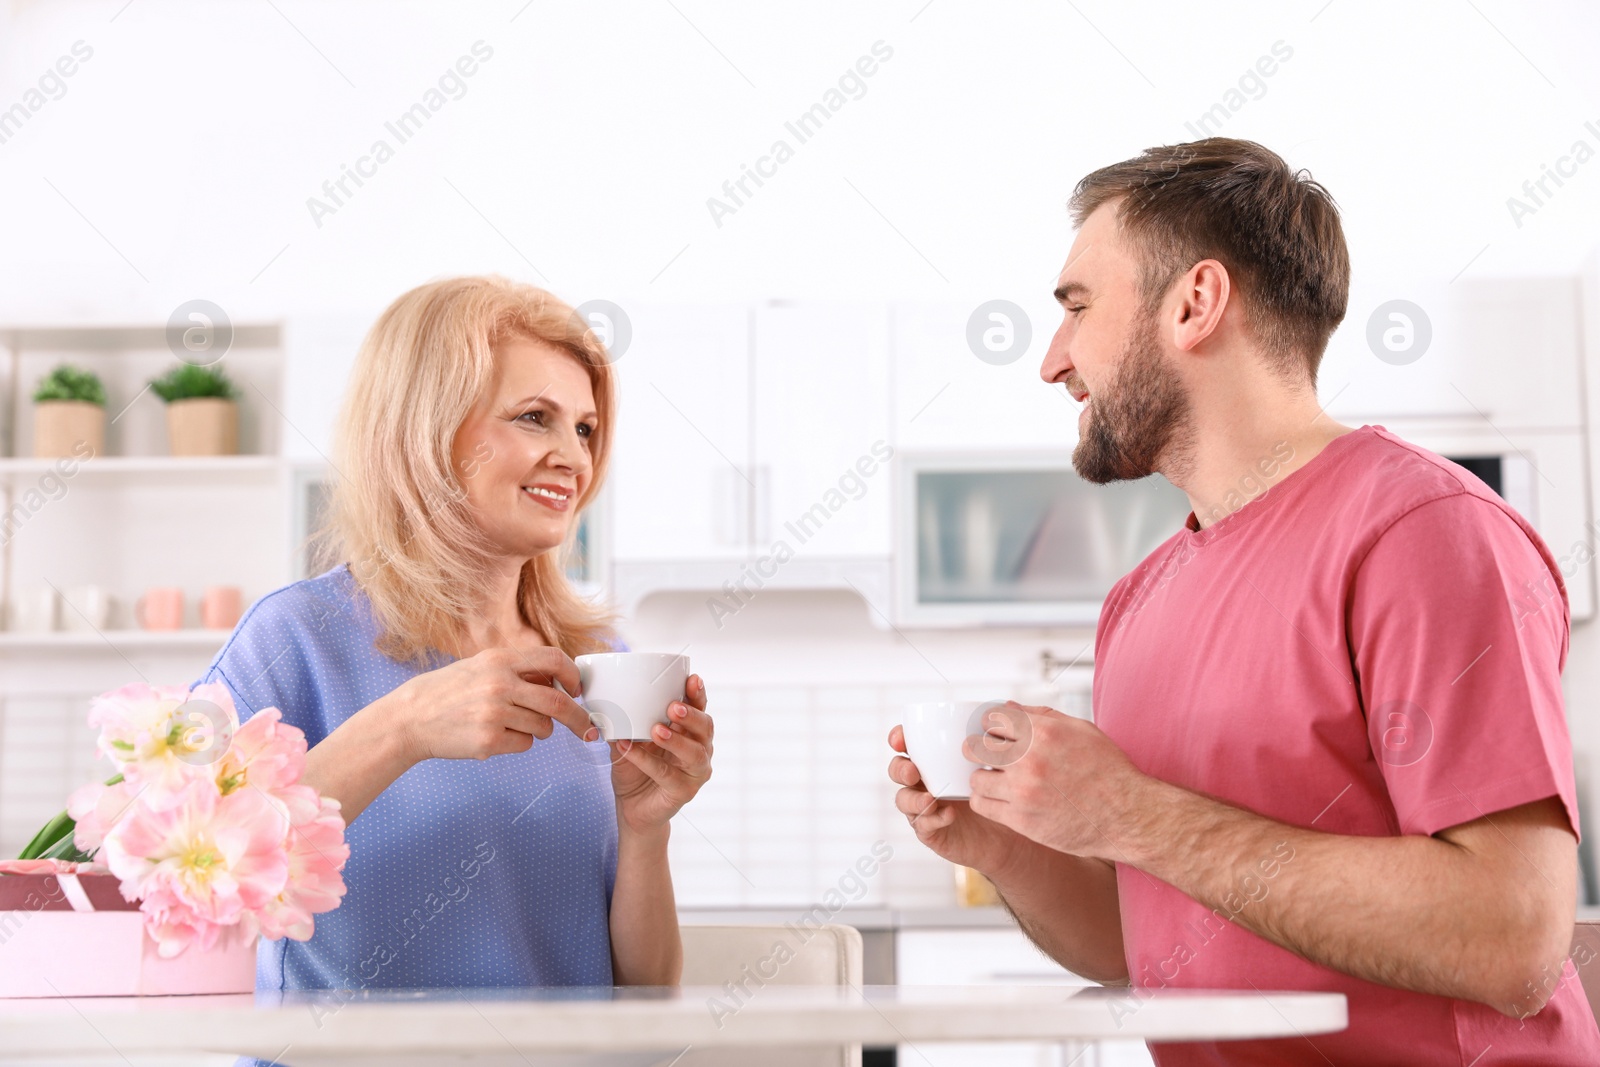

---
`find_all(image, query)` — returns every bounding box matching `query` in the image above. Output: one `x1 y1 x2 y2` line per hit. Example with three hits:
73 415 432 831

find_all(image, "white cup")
9 587 58 633
63 585 111 632
901 700 1007 800
576 652 690 741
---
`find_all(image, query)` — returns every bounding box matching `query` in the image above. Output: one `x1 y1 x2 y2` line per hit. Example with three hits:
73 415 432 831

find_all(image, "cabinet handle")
752 465 771 546
713 468 745 548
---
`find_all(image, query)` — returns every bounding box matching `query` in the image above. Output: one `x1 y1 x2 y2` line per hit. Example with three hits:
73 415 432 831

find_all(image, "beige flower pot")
166 397 238 457
33 400 105 459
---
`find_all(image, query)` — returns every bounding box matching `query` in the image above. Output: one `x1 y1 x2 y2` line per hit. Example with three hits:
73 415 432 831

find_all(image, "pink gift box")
0 873 256 997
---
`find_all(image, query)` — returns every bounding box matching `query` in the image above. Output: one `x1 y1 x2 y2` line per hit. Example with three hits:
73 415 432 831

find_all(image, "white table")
0 984 1346 1066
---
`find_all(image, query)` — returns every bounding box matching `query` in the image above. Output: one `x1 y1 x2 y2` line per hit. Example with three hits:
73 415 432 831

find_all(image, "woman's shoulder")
210 565 365 660
198 565 372 723
231 564 367 639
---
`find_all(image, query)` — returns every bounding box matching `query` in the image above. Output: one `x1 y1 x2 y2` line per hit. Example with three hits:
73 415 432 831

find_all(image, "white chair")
1571 918 1600 1022
676 923 864 1067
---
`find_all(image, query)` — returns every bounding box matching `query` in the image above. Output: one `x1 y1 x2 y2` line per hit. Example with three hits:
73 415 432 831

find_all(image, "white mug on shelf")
9 587 59 633
62 585 112 632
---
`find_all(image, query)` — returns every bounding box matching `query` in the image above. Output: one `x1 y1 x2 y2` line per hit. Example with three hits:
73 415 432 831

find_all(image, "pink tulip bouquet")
7 682 349 959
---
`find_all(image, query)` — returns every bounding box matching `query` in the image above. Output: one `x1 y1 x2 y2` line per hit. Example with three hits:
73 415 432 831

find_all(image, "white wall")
1561 253 1600 865
1 0 1598 324
4 0 1600 906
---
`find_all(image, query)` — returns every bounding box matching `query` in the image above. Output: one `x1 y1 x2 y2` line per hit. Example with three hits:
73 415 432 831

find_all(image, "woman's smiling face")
451 334 598 560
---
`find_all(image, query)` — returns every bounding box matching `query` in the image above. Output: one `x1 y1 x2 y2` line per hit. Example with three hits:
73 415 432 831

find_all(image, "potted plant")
0 683 348 996
150 363 239 456
32 364 106 458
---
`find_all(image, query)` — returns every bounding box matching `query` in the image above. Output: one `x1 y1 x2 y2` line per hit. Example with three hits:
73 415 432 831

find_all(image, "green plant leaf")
148 362 237 403
32 364 107 406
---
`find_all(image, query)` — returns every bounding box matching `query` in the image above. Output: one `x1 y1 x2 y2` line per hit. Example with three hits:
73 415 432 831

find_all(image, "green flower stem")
16 811 73 861
14 773 122 862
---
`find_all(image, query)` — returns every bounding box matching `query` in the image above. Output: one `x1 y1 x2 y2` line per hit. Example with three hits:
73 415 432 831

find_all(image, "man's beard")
1071 306 1193 485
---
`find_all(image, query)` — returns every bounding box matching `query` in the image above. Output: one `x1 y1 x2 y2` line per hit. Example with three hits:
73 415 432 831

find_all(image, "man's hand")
965 702 1153 862
887 724 1029 877
888 717 1129 982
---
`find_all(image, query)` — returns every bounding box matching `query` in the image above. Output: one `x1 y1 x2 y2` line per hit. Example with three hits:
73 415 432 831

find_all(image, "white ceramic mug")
9 587 58 633
901 700 1009 800
62 585 111 632
575 652 690 742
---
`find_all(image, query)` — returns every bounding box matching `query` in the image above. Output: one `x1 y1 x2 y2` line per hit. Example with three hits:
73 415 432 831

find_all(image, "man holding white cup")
888 138 1599 1065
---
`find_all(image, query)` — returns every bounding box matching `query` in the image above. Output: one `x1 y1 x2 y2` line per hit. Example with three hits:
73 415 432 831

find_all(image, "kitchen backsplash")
630 588 1097 910
0 590 1097 910
0 691 103 856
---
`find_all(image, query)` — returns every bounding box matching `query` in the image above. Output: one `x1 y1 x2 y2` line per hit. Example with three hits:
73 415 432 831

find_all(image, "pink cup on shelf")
134 587 184 631
201 586 243 630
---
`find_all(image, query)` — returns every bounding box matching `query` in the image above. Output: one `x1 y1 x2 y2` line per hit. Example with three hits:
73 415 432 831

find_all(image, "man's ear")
1171 259 1230 352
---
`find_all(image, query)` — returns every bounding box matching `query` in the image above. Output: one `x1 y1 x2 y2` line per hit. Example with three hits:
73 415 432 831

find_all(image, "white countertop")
677 904 1017 929
0 984 1347 1064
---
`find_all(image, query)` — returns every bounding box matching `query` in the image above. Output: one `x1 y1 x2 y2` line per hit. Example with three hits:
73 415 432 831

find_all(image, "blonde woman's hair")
311 275 617 665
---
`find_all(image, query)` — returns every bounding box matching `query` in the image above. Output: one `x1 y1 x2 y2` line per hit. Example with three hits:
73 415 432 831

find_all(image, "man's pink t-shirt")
1093 425 1600 1066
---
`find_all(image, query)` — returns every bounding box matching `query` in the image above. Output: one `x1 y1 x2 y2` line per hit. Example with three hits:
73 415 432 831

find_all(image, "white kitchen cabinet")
897 926 1085 987
895 926 1154 1067
752 302 893 558
890 298 1076 453
1321 277 1583 432
609 303 752 561
611 301 897 564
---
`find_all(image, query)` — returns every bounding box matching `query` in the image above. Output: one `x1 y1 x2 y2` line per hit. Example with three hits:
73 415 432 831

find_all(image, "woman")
197 276 712 992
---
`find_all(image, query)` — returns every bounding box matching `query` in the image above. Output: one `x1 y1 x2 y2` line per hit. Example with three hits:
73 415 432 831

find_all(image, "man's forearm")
986 841 1126 983
1114 776 1575 1015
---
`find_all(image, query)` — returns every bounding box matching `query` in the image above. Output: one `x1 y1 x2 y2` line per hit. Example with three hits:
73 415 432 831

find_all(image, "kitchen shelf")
0 321 304 666
0 324 281 352
0 322 316 862
0 455 288 484
0 629 232 651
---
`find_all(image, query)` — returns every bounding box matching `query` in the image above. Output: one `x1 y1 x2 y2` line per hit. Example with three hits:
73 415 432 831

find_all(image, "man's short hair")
1069 138 1350 382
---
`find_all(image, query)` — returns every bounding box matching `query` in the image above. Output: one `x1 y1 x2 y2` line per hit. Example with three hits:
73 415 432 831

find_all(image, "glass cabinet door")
911 466 1192 617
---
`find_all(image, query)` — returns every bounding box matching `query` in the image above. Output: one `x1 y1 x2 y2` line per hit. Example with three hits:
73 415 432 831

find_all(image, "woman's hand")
610 673 713 837
391 646 596 764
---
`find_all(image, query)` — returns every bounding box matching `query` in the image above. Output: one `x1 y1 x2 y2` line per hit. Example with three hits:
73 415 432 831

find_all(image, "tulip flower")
100 779 291 957
256 789 349 942
87 682 239 805
15 683 349 958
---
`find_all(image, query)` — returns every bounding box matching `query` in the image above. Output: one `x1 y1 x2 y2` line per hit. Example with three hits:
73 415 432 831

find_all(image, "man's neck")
1162 378 1354 529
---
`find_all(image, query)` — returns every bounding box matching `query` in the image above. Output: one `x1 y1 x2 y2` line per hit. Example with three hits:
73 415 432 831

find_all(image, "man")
887 138 1600 1064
